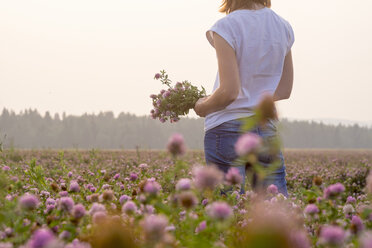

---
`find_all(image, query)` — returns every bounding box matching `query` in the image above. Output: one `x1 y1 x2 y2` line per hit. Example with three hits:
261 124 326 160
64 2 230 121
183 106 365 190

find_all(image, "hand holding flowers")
150 70 206 123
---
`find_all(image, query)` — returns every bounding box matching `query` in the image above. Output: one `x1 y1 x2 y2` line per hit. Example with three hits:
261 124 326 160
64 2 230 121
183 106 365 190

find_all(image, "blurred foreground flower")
267 184 279 195
319 225 345 246
167 133 186 156
19 194 39 211
176 178 192 191
323 183 345 199
192 165 223 191
256 94 278 123
231 201 310 248
195 221 207 234
72 204 86 219
88 217 138 248
59 197 74 212
141 214 169 243
122 201 137 215
234 133 261 157
27 228 55 248
225 167 243 186
206 202 232 221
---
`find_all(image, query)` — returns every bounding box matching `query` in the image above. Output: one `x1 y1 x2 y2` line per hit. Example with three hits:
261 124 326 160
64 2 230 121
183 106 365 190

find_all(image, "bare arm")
194 33 240 117
274 50 294 101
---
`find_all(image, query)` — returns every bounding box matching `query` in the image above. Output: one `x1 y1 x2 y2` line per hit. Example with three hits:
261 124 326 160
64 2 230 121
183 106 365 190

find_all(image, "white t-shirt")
204 7 295 132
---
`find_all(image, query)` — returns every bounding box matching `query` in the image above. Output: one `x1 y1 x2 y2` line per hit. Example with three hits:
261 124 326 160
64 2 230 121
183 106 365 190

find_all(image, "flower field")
1 147 372 248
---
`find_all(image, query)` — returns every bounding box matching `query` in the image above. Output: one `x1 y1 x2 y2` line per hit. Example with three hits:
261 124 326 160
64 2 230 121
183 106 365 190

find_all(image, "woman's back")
205 7 294 132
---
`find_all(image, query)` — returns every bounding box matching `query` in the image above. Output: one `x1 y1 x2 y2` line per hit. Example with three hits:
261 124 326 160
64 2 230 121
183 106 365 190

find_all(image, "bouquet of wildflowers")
150 70 206 123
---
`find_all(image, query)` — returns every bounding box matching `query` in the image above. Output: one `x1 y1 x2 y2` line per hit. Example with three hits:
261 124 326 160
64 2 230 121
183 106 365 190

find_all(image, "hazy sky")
1 0 371 122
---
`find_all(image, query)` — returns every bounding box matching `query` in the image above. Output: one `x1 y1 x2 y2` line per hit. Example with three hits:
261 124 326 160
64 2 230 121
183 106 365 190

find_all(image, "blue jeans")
204 118 288 197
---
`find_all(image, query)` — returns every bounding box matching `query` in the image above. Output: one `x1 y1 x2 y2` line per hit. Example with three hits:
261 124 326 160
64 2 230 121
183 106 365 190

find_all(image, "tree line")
0 108 371 149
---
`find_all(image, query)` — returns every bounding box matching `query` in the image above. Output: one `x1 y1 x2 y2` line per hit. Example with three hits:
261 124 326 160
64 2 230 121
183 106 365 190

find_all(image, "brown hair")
220 0 271 14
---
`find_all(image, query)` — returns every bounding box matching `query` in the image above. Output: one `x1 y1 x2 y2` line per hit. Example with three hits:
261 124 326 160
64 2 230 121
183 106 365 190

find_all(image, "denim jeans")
204 118 288 197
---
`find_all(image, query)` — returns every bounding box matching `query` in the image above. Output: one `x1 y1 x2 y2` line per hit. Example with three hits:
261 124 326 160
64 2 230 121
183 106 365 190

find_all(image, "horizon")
1 107 372 128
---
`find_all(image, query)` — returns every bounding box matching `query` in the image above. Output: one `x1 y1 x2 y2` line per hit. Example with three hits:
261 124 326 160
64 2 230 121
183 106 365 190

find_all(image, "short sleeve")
206 18 236 51
286 22 295 55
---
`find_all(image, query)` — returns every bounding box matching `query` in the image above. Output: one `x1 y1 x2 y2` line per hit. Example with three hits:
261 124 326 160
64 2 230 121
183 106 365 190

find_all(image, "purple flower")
89 203 106 216
122 201 137 214
5 195 13 201
351 215 364 233
59 197 74 212
46 198 56 206
59 230 71 240
267 184 279 195
165 225 175 232
92 211 107 225
4 228 13 237
195 221 207 233
69 181 80 193
144 181 161 195
59 191 68 197
176 178 191 191
2 166 10 171
65 239 91 248
154 73 161 80
206 202 232 221
167 133 186 156
319 225 345 246
163 91 171 98
19 194 39 210
289 231 311 248
113 173 120 180
130 173 138 181
27 228 55 248
360 232 372 248
68 171 73 178
192 165 223 191
139 163 148 169
45 204 55 213
347 196 356 204
102 184 110 190
72 204 86 219
0 242 13 248
202 199 209 206
234 133 261 156
141 214 168 241
119 195 131 205
304 204 319 215
324 183 345 198
225 168 243 185
40 191 50 198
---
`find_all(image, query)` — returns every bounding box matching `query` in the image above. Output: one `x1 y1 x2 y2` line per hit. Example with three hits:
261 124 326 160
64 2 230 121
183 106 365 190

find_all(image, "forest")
1 108 371 149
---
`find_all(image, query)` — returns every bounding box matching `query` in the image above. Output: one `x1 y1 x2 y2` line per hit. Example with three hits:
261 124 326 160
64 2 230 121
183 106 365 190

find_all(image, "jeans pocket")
216 132 240 163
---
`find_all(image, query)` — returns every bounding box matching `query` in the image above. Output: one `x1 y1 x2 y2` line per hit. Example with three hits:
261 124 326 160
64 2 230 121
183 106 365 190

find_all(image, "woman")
194 0 294 197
